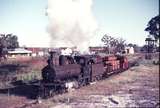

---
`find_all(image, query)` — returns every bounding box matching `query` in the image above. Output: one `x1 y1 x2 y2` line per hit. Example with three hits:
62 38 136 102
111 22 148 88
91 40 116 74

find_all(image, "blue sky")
0 0 159 47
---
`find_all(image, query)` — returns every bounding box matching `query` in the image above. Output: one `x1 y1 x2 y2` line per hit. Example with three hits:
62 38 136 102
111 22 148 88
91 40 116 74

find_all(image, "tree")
145 15 160 41
115 38 126 53
101 34 126 54
101 34 114 54
0 34 19 49
128 43 134 47
0 33 19 59
140 45 148 52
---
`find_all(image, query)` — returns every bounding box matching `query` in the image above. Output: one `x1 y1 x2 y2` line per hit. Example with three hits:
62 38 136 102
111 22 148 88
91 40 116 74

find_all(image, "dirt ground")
0 58 159 108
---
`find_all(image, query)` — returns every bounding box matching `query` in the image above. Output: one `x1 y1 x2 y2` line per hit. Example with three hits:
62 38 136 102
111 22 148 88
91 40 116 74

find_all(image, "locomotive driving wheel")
78 75 90 87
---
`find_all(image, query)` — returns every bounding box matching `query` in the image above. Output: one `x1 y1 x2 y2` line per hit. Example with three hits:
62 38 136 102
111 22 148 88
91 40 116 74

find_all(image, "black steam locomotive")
40 51 129 98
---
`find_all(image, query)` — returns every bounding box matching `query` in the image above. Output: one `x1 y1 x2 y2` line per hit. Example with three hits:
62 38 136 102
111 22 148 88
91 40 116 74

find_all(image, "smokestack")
47 0 98 54
48 51 56 67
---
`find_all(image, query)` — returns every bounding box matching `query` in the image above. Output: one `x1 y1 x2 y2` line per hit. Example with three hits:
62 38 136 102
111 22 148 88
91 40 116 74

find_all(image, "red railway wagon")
123 57 129 69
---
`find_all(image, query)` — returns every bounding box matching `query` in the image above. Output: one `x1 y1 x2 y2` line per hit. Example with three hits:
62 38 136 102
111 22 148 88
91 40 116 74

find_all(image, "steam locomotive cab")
74 56 93 85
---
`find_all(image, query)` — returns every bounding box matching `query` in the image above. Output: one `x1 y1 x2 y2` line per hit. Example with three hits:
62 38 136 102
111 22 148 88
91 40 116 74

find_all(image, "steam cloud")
47 0 97 53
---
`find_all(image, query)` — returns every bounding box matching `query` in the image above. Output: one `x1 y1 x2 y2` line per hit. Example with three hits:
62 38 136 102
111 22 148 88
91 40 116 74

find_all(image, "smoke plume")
47 0 97 53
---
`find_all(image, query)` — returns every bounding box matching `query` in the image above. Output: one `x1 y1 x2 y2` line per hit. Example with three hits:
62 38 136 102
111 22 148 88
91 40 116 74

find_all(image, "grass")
0 57 46 83
15 71 42 81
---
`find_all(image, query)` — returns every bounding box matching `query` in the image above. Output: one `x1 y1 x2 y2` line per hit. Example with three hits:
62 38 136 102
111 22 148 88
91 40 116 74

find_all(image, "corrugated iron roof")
8 48 32 54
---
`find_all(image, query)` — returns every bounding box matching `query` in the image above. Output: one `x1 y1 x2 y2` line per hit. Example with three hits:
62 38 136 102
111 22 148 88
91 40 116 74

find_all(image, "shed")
7 48 32 58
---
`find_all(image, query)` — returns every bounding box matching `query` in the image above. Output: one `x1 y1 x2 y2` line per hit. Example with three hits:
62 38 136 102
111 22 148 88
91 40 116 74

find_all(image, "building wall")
125 47 134 54
89 47 108 53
